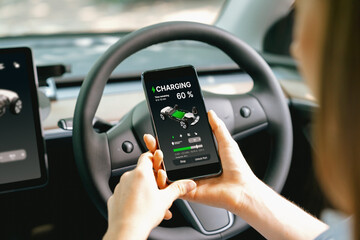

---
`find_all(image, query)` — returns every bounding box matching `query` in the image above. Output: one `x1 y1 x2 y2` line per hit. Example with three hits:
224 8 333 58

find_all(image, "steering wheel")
73 22 293 239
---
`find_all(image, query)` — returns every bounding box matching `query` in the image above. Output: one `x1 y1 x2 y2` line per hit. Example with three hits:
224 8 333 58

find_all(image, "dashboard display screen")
142 65 222 181
0 47 47 192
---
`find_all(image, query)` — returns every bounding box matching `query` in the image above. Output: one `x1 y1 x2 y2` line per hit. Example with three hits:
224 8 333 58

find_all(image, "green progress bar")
173 146 191 152
173 144 203 153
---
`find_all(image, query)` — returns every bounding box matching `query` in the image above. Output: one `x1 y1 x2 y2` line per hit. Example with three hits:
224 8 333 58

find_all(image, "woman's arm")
238 176 328 240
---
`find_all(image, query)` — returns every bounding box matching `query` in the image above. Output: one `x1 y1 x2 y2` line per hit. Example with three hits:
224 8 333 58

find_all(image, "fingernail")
186 181 197 192
155 149 163 156
210 110 217 118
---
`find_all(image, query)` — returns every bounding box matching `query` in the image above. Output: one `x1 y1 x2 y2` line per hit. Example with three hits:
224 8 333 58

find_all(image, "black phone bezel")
0 47 48 193
141 65 222 182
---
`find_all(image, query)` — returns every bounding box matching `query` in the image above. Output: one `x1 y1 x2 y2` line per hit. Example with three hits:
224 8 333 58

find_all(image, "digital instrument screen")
142 65 221 181
0 47 47 192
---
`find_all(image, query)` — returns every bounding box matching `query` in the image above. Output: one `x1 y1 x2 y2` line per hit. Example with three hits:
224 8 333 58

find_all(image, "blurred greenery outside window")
0 0 226 37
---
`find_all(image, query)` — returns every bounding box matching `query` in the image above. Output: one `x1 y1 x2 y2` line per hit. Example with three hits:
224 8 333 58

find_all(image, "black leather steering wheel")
73 22 293 239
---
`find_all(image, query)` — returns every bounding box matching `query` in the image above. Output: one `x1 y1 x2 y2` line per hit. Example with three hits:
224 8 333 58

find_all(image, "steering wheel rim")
73 21 293 239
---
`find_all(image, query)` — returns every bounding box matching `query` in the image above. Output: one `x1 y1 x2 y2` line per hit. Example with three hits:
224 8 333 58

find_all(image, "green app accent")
171 110 185 119
173 146 192 152
151 86 155 93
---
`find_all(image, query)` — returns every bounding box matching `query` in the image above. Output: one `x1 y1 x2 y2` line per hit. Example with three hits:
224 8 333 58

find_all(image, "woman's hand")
104 151 196 240
144 110 329 240
145 110 259 215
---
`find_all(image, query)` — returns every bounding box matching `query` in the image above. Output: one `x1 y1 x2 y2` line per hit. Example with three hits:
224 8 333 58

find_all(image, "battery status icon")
173 144 203 153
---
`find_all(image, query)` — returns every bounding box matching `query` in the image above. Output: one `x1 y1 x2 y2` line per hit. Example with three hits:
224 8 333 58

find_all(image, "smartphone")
142 65 222 182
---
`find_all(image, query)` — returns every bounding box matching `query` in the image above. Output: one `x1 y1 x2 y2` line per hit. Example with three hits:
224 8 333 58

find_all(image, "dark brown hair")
314 0 360 238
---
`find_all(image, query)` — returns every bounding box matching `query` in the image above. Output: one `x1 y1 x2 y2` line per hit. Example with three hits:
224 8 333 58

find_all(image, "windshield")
0 0 226 37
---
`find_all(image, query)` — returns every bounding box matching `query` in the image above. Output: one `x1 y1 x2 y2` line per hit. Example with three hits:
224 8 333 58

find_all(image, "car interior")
0 0 342 239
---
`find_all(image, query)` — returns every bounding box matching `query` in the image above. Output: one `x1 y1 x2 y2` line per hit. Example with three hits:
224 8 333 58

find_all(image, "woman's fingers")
164 209 173 220
137 152 154 170
153 150 163 172
144 134 157 153
163 180 197 206
208 110 235 148
157 169 168 189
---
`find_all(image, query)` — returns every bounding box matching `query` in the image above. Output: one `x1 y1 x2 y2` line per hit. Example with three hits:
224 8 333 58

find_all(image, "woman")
103 0 360 239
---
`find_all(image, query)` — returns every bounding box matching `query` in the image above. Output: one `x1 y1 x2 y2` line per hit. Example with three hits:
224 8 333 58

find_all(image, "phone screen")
0 47 47 192
142 65 222 181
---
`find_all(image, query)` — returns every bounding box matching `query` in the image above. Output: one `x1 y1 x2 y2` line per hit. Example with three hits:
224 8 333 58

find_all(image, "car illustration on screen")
0 89 22 117
160 105 200 129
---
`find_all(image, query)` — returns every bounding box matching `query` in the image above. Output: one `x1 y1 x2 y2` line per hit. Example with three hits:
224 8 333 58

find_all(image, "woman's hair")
314 0 360 238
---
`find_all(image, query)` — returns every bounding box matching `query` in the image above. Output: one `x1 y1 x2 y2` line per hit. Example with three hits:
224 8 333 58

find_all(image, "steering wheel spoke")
203 92 268 140
107 111 143 173
176 200 234 235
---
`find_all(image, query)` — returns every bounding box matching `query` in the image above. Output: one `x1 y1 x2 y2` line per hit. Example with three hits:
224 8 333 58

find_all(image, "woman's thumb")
164 180 196 203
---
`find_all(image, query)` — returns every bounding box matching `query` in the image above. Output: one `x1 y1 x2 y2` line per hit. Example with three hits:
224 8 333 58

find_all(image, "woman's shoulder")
314 217 353 240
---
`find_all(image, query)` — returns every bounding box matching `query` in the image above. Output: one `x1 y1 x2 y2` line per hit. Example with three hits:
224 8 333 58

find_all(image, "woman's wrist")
229 175 264 217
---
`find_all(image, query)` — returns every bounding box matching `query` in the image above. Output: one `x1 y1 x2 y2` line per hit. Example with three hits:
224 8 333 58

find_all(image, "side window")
263 9 295 56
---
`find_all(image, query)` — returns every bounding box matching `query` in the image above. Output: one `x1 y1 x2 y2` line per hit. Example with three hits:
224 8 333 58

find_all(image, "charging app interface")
144 67 220 172
0 49 42 184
